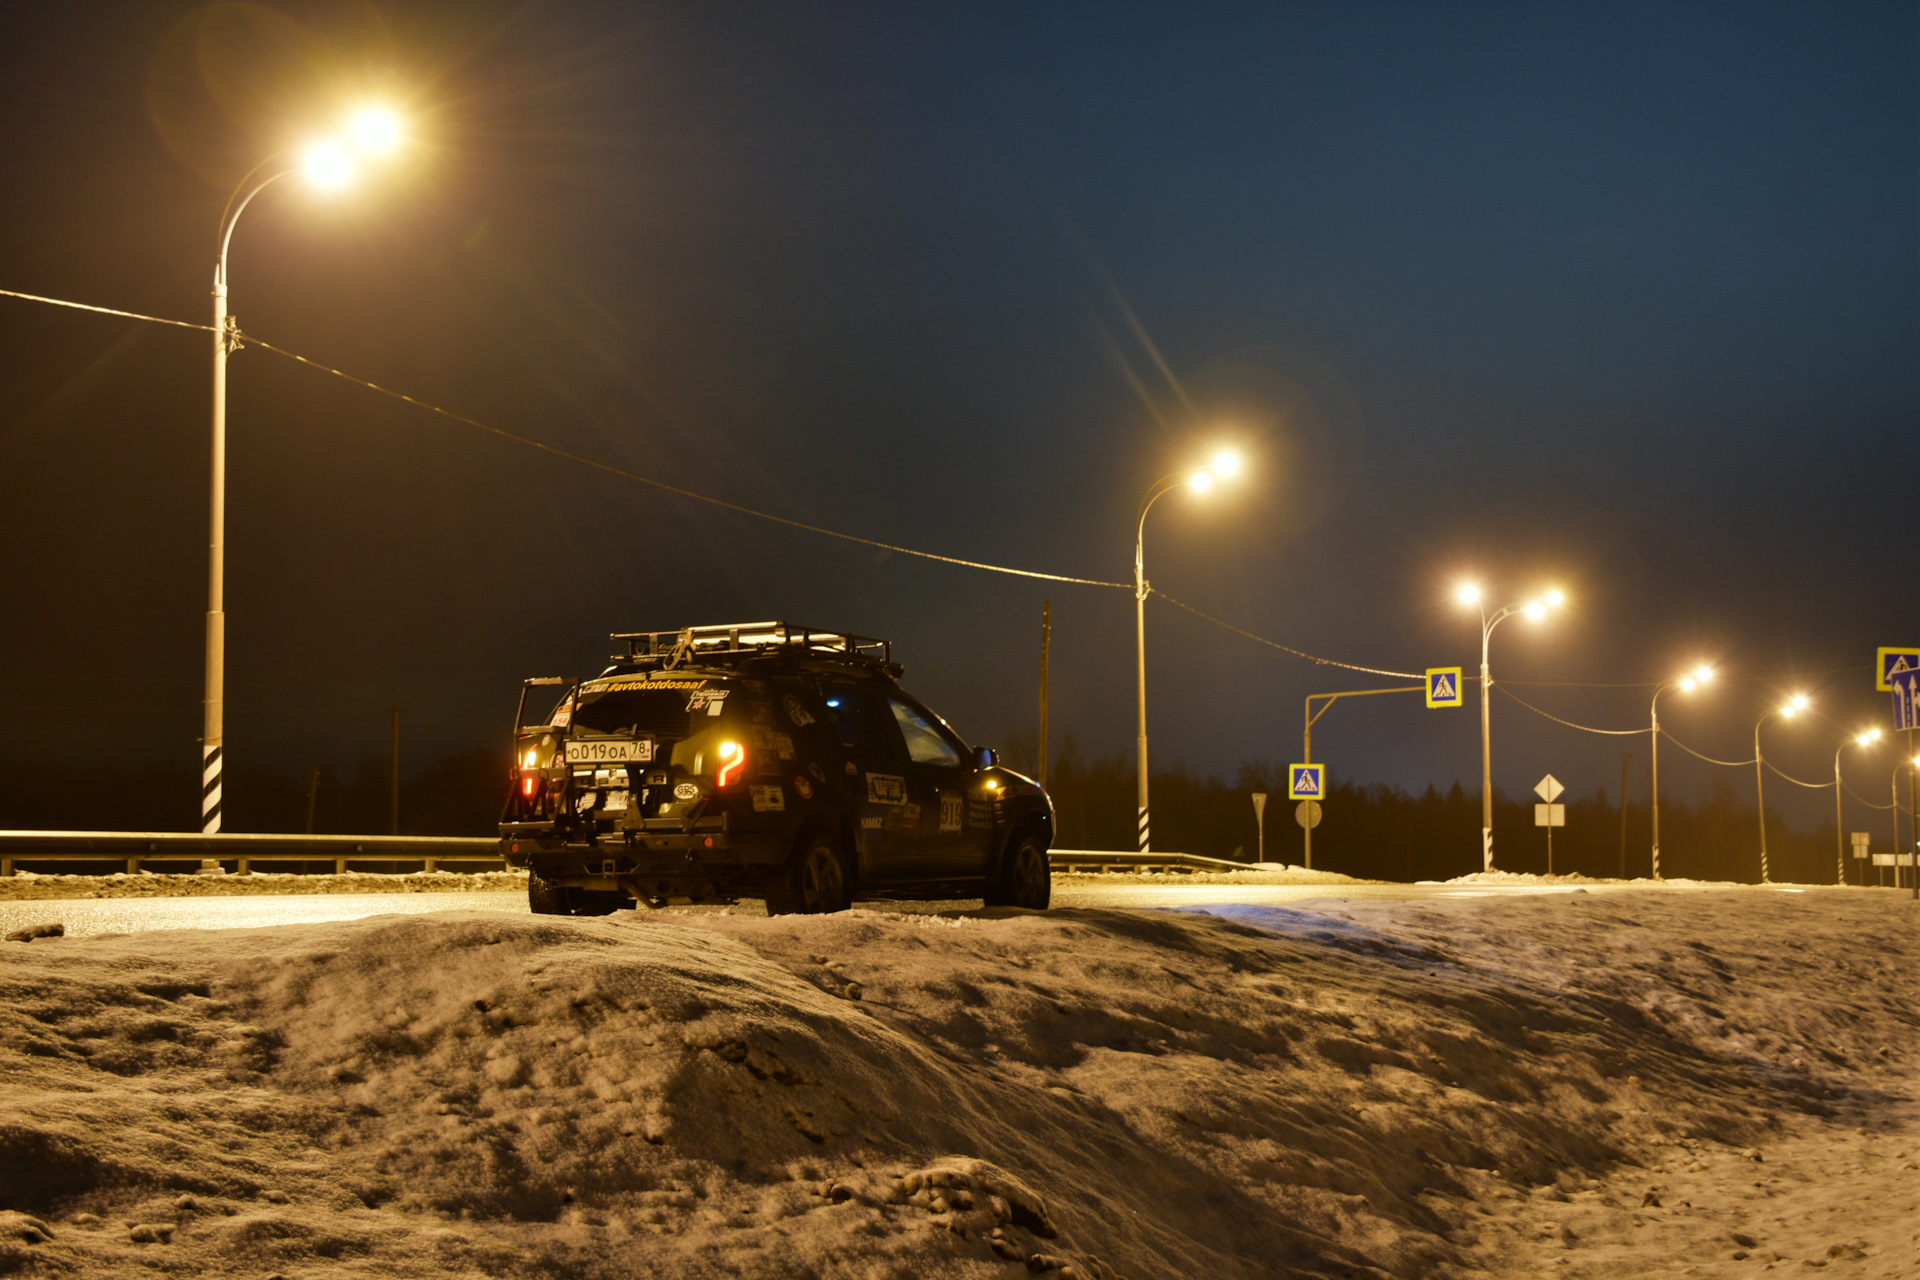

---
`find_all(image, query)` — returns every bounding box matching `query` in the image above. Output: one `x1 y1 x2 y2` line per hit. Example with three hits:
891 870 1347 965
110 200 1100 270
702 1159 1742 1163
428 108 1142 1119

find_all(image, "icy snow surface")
1 890 1915 1278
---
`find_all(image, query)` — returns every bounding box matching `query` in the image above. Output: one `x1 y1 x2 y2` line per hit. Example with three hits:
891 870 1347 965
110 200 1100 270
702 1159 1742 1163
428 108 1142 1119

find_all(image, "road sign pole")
1252 792 1267 864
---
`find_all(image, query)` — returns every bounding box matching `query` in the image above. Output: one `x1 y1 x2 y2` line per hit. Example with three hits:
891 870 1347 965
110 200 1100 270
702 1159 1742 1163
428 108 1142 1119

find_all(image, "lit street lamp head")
1208 448 1243 480
1677 663 1715 693
1454 582 1481 607
1523 600 1547 621
1693 664 1715 683
300 141 357 190
1543 588 1566 608
1779 694 1810 718
1187 470 1215 494
1856 729 1883 746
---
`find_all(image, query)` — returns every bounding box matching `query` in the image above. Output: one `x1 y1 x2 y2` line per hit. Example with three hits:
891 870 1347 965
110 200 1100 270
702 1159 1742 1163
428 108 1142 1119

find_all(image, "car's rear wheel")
765 832 853 915
528 867 569 915
985 831 1051 909
528 868 628 916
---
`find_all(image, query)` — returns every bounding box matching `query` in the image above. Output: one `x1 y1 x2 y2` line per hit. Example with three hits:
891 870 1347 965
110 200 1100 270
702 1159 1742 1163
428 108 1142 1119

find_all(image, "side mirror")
974 746 999 770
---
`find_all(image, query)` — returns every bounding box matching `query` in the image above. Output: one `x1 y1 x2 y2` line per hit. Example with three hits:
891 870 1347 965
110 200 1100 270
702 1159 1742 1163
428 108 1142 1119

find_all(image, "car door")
820 685 931 878
886 694 991 877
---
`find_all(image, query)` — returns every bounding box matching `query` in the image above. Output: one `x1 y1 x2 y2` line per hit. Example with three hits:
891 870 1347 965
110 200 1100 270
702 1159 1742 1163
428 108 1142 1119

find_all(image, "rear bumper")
498 823 787 879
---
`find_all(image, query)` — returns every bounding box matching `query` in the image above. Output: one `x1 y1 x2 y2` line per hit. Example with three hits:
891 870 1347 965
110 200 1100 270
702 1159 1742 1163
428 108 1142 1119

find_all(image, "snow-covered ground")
1 890 1914 1278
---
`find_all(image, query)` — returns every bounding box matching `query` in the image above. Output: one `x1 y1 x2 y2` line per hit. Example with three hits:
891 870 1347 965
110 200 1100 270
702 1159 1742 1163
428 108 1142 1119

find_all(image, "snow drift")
1 890 1914 1277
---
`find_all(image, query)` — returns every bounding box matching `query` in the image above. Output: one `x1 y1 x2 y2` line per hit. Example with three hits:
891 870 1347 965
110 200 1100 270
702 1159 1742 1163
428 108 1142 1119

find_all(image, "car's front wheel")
765 832 853 915
985 831 1051 909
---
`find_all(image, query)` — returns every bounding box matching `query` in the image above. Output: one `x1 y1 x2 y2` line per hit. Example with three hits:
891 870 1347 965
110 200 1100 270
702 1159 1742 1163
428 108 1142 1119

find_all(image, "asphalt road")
0 878 1849 940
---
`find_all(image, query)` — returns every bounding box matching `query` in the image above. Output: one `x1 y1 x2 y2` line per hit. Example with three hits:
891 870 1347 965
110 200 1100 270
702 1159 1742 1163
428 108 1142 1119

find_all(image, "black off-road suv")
499 622 1053 916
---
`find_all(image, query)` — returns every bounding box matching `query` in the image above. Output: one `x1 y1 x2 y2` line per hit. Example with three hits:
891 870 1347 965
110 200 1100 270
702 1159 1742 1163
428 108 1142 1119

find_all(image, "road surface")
0 877 1843 939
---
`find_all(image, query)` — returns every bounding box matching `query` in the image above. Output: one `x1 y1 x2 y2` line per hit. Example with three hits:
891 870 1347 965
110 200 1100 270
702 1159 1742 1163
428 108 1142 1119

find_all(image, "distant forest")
0 735 1884 886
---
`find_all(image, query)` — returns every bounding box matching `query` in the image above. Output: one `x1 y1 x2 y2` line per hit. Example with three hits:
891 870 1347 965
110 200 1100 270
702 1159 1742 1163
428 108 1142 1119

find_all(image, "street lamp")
1835 729 1882 885
1752 693 1809 883
200 106 407 834
1897 756 1920 895
1650 663 1714 880
1133 447 1242 852
1456 582 1565 871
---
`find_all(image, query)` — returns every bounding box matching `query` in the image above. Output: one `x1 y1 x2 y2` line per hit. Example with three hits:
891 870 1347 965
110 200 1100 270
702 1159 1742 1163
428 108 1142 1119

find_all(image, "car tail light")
715 741 746 787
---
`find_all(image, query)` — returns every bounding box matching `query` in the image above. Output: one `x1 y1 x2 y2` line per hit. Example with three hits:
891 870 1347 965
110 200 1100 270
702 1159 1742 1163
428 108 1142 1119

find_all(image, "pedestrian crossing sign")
1289 763 1325 800
1880 648 1920 692
1426 666 1464 708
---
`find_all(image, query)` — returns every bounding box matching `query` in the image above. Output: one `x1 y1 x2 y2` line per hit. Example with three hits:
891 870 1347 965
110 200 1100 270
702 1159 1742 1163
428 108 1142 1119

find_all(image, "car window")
823 688 903 762
888 698 963 768
570 676 731 739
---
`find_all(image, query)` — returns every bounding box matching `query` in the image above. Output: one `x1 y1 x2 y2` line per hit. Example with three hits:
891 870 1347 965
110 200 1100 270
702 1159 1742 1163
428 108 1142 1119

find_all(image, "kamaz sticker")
939 792 963 833
749 785 785 813
783 695 816 727
860 815 883 830
866 773 906 805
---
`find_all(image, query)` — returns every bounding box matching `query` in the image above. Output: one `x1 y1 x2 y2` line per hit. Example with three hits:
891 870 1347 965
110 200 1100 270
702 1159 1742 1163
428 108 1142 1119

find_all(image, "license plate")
564 738 654 764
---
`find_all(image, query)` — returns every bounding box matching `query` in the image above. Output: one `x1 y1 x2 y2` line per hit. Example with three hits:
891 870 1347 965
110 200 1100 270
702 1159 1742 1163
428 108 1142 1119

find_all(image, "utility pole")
1618 753 1632 879
382 693 405 837
1038 601 1051 791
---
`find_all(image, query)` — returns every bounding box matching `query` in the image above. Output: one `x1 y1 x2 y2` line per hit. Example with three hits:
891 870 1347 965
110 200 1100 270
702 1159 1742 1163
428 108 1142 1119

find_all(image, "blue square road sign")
1288 764 1325 800
1426 667 1463 708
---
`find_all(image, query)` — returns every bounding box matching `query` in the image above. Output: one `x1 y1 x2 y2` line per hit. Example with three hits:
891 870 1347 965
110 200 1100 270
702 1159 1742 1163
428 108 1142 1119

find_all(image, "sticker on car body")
793 776 814 800
866 773 906 805
673 782 700 801
749 785 785 812
783 695 816 727
939 792 963 833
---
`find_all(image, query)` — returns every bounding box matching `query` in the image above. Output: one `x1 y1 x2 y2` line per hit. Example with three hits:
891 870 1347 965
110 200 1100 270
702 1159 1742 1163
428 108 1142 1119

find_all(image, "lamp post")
1455 583 1564 872
1899 757 1920 895
1649 664 1715 880
1133 447 1241 852
1752 694 1809 883
1834 729 1882 885
200 109 404 833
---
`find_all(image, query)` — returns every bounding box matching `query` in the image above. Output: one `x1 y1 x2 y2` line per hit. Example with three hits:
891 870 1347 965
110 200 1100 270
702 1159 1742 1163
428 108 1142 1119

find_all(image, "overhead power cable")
1660 732 1755 768
0 282 1887 697
1146 589 1424 679
1494 685 1648 736
241 334 1134 589
1840 780 1896 810
1764 758 1832 790
0 286 217 333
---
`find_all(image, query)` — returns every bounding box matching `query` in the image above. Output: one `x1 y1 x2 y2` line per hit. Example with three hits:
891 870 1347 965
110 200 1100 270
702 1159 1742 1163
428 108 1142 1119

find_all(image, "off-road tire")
984 830 1051 909
528 868 628 916
764 832 853 915
528 867 569 915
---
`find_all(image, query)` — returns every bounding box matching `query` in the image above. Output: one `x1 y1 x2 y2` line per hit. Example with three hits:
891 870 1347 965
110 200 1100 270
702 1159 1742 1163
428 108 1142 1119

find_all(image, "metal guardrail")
0 833 1256 880
0 830 503 876
1048 849 1264 874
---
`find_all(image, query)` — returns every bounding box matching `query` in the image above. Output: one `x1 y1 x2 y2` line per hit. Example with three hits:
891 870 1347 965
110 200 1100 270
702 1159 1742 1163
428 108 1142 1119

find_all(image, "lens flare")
347 106 403 154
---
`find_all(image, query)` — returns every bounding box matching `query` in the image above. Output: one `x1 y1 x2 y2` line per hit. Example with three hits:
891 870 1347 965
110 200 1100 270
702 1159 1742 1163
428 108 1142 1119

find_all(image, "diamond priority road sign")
1877 647 1920 692
1288 764 1325 800
1426 666 1463 708
1534 773 1564 803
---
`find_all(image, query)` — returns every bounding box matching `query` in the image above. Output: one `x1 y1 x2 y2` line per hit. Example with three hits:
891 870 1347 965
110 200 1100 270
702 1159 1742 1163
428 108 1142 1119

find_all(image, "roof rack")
610 622 897 674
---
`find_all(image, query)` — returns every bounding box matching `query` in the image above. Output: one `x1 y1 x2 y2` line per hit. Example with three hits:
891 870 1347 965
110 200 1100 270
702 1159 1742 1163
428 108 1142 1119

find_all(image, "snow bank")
1 892 1914 1277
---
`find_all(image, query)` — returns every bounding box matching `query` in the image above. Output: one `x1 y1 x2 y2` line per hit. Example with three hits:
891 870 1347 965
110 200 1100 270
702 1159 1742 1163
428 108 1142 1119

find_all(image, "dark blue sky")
0 1 1912 830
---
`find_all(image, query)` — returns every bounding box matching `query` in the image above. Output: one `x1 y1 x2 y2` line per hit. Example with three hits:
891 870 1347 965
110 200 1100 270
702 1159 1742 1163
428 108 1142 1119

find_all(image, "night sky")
1 2 1913 834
